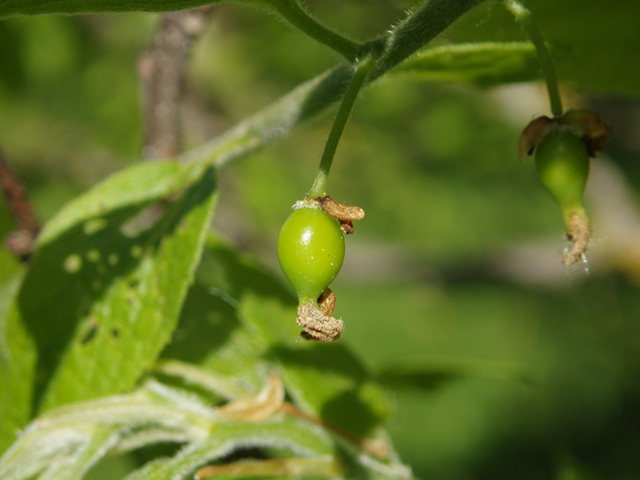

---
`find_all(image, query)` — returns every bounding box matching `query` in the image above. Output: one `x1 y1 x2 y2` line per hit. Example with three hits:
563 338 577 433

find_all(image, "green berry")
278 204 345 305
534 129 590 209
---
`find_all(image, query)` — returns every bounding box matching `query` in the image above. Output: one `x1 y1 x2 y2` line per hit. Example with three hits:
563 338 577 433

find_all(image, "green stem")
503 0 563 117
265 0 361 62
371 0 484 79
308 56 374 198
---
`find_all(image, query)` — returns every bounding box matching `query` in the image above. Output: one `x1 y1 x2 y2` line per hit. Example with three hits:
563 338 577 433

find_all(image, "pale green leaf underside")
0 376 411 480
395 42 540 86
0 379 337 480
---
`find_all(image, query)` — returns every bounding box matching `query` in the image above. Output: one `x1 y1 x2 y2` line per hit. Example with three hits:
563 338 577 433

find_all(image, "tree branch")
140 8 212 159
0 149 40 260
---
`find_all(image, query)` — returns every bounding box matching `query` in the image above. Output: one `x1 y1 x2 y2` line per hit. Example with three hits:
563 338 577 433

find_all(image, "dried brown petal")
561 109 610 157
318 288 336 317
340 220 355 235
517 115 554 164
314 196 365 222
517 110 610 164
216 371 284 421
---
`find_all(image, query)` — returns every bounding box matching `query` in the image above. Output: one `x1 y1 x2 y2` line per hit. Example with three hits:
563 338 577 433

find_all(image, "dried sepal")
297 293 344 342
518 115 554 164
315 196 365 222
562 109 611 157
562 211 591 267
318 288 336 317
339 220 354 235
312 196 364 234
518 109 610 163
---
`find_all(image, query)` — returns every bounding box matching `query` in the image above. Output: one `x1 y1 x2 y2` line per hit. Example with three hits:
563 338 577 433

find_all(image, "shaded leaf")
165 239 395 445
449 0 640 96
377 359 537 393
394 41 540 86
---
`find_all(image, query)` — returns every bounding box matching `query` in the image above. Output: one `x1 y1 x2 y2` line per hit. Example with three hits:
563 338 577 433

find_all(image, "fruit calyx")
517 109 610 164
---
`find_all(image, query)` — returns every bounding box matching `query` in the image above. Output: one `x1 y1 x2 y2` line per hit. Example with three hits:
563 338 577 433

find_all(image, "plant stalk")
308 56 374 198
503 0 563 117
266 0 361 62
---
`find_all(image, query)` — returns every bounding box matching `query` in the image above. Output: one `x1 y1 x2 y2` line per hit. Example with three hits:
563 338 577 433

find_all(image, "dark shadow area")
270 342 378 437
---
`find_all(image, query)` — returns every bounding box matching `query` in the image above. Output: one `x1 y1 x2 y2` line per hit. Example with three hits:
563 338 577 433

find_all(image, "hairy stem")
371 0 485 79
180 0 486 168
503 0 563 117
308 56 374 198
0 148 40 260
265 0 361 62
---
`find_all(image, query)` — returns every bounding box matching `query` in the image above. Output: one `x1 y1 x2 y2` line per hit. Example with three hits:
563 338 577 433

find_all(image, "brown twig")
140 8 212 160
0 149 41 260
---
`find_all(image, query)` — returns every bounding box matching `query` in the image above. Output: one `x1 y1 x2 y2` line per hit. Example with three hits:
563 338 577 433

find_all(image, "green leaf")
0 247 20 286
0 0 224 18
163 239 394 443
37 160 204 247
0 381 215 480
449 0 640 96
160 237 296 400
0 275 36 455
122 416 336 480
393 41 540 87
14 162 217 414
239 294 394 439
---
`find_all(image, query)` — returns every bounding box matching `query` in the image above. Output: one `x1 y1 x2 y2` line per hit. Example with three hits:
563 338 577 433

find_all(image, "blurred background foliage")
1 0 640 478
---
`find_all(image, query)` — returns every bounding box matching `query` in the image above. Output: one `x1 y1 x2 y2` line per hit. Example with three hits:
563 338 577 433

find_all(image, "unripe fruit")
534 129 590 210
278 205 345 305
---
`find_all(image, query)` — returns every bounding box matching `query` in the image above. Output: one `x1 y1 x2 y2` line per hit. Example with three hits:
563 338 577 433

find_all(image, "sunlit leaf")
14 163 217 414
0 275 35 455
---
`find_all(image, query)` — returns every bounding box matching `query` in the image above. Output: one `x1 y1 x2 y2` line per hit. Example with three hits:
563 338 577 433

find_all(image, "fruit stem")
308 55 374 198
503 0 563 117
265 0 362 62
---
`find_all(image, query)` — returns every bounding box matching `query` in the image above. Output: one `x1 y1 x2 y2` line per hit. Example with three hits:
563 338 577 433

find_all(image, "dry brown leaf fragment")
216 371 284 421
314 196 365 222
562 109 611 157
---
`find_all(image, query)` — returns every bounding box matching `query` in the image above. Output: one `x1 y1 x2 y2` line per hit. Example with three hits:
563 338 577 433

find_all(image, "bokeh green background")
2 1 640 478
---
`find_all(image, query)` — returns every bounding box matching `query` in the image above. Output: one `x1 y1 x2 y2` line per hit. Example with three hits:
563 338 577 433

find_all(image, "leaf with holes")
11 162 216 415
